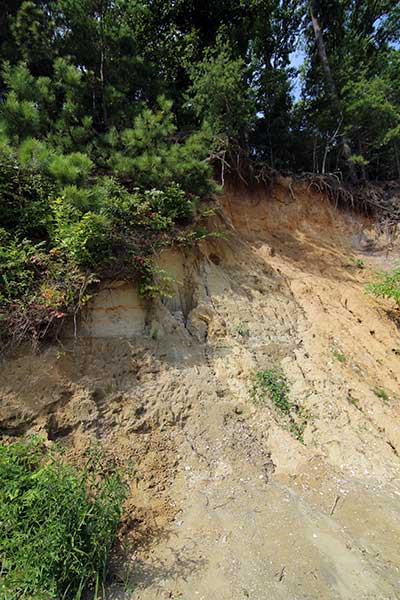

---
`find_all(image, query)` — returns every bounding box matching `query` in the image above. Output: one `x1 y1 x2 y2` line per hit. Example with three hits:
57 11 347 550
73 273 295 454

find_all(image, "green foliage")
0 77 214 346
11 1 54 72
252 368 291 413
347 393 361 409
0 0 399 344
366 268 400 306
332 347 347 363
0 229 42 304
52 206 111 267
0 0 398 181
372 387 389 402
354 258 365 269
107 97 214 196
343 72 400 174
138 262 176 299
235 322 250 337
0 437 127 600
48 153 93 186
300 1 400 178
18 137 52 171
251 369 306 441
0 62 53 139
186 38 256 144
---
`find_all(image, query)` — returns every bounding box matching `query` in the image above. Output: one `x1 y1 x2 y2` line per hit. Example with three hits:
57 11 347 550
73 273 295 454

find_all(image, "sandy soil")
1 181 400 599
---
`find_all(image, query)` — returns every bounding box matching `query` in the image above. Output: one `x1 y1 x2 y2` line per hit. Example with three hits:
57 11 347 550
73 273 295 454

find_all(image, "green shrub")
17 137 52 171
0 230 41 304
0 91 41 139
0 437 127 600
52 198 111 267
48 152 93 185
366 268 400 306
146 183 195 222
0 77 216 348
186 37 256 144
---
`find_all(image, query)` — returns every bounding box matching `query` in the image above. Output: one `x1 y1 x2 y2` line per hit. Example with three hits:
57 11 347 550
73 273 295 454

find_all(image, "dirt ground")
1 181 400 599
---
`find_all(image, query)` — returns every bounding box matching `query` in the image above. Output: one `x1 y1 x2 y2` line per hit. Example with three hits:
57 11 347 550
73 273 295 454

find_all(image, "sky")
289 50 306 101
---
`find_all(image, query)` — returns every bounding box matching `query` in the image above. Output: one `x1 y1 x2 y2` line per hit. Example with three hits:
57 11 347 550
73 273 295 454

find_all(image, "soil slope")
1 181 400 600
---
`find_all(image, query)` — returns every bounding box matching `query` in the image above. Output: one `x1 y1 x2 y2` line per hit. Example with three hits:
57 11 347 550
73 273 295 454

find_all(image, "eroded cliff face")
1 182 400 599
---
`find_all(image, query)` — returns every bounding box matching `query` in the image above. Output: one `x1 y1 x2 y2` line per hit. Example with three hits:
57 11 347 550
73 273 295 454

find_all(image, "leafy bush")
107 97 216 196
0 437 127 600
366 268 400 306
0 91 41 139
0 234 96 349
0 63 217 348
0 137 215 349
251 368 305 441
186 37 255 144
48 152 93 185
51 195 112 267
0 229 42 304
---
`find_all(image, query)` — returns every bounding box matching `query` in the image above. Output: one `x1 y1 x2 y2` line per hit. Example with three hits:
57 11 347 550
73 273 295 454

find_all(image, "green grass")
251 369 306 441
235 322 250 337
372 387 389 402
332 347 347 363
354 258 365 269
0 437 128 600
347 393 361 409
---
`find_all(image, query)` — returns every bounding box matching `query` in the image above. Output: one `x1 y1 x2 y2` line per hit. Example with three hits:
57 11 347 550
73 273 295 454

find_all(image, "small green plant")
138 261 176 298
235 322 250 337
347 393 361 409
251 369 306 441
354 258 365 269
372 387 389 402
0 437 128 600
366 268 400 306
332 347 347 363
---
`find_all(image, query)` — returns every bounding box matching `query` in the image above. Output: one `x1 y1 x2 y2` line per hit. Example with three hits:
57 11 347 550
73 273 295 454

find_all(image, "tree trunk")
98 0 108 130
309 1 357 182
310 2 339 110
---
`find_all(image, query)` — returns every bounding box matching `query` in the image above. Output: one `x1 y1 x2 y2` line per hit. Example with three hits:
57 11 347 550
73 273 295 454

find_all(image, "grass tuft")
372 387 389 402
332 347 346 363
0 437 128 600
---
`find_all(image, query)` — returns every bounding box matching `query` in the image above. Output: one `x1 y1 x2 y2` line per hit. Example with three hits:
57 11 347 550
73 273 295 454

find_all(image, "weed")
332 347 346 363
251 369 306 441
366 268 400 306
235 322 250 337
347 393 361 410
354 258 365 269
138 262 176 298
0 437 128 600
372 387 389 402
